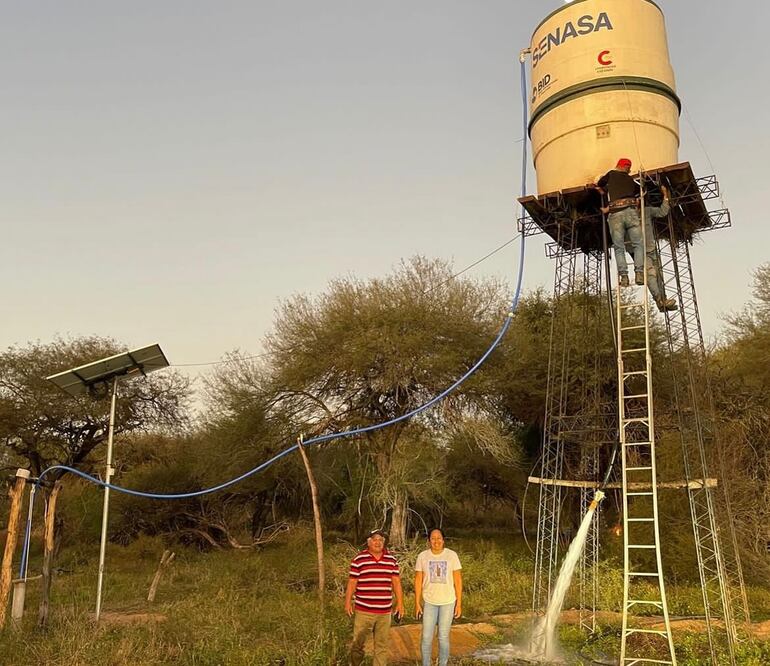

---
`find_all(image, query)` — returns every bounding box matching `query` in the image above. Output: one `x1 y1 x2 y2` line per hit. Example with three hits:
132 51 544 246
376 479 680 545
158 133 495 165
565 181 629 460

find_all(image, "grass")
1 528 768 665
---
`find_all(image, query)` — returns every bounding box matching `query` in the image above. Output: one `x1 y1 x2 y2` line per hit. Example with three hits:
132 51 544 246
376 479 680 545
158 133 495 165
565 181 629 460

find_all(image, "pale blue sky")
2 1 767 383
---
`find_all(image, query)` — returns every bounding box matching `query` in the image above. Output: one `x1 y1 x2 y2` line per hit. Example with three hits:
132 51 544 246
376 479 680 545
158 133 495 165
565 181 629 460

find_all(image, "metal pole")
23 484 36 580
95 376 118 622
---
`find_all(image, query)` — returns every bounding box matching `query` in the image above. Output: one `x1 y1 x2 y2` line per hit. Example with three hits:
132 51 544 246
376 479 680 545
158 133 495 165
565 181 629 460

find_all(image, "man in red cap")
345 529 405 665
595 158 644 288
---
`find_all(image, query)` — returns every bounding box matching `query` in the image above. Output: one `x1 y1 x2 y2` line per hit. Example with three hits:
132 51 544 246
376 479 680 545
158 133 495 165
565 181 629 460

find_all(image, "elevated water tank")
528 0 680 194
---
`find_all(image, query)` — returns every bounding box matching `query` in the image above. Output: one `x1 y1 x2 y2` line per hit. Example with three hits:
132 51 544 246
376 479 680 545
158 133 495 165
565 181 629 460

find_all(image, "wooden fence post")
147 550 175 602
297 436 325 608
37 480 63 628
0 469 30 630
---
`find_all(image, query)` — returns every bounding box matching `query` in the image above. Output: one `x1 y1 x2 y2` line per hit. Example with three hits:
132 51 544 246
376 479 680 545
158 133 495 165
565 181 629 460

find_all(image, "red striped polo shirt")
349 549 400 614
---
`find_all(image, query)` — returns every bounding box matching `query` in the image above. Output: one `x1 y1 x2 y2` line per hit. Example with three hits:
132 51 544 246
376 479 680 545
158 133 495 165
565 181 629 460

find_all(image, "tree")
720 263 770 394
0 335 190 620
261 257 523 547
711 264 770 568
443 419 528 529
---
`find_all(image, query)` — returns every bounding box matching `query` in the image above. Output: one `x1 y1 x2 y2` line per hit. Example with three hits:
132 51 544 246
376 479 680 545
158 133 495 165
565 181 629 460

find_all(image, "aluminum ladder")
616 214 677 666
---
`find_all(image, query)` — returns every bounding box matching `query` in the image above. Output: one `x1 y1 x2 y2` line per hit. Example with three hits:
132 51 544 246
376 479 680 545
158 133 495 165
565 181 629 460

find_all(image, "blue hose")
18 58 531 577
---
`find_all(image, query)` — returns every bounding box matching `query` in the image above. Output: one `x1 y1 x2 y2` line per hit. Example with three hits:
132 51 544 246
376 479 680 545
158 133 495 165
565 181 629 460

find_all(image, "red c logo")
598 50 612 66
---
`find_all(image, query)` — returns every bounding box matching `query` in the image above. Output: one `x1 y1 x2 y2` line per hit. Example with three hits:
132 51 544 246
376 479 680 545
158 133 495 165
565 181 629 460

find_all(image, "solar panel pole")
45 344 170 622
95 376 118 622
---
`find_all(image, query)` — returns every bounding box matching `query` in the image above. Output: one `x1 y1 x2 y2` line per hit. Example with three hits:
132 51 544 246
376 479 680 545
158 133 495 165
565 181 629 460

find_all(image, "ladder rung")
628 599 663 606
625 628 668 635
627 492 654 497
625 441 652 447
624 393 649 399
628 544 656 548
624 371 647 377
621 324 646 331
626 466 652 471
628 572 659 577
627 518 655 522
623 418 649 424
619 302 646 309
623 659 674 665
622 347 647 354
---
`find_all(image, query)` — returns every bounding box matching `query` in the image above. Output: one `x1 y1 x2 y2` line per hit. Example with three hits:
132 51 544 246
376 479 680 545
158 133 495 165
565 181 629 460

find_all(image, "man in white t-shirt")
414 529 463 666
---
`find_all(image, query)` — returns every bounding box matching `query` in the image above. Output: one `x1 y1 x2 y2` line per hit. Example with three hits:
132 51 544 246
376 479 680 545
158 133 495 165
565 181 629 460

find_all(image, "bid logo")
597 50 613 66
531 74 552 104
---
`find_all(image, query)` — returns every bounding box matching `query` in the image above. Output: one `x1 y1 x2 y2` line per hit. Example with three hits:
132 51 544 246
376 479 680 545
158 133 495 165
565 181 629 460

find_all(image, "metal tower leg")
533 219 579 615
579 446 601 633
676 241 751 636
657 224 750 664
578 252 607 634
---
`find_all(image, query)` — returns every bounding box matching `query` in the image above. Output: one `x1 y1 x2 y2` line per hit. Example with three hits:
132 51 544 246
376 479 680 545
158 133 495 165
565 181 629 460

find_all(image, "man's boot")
635 271 645 286
655 296 678 312
619 274 630 288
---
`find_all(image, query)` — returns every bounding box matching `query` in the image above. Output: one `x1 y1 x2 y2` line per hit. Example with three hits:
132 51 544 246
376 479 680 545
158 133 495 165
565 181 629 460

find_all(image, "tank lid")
531 0 663 40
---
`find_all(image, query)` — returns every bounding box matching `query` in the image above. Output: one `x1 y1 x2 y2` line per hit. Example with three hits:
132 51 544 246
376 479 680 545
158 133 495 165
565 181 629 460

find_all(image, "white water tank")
528 0 680 194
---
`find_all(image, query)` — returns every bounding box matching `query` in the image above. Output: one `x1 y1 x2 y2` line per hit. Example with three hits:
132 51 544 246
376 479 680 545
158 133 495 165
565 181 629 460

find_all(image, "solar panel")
46 343 169 396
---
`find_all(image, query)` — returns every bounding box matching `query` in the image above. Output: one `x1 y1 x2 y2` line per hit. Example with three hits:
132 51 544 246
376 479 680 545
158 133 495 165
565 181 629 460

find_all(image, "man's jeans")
421 602 454 666
608 207 643 277
642 214 663 299
351 610 391 666
624 202 670 300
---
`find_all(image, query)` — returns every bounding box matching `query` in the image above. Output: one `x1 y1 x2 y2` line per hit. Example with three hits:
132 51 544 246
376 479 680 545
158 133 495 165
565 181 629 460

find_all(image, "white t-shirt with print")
415 548 462 606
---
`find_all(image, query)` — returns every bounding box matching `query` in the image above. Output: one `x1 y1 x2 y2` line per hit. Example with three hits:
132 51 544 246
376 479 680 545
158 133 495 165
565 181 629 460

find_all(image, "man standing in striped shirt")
345 529 404 666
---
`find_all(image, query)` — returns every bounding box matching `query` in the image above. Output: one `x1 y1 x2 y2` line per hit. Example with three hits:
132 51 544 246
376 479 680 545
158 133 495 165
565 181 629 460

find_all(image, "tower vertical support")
533 218 579 615
578 252 608 633
657 219 750 664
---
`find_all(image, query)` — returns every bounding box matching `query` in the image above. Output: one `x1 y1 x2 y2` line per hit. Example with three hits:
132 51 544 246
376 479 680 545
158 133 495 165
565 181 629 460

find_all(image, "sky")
2 1 768 391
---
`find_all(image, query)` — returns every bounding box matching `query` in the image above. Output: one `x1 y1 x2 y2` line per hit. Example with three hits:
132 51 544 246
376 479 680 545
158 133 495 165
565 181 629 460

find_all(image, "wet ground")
387 620 499 661
375 611 770 664
384 615 552 663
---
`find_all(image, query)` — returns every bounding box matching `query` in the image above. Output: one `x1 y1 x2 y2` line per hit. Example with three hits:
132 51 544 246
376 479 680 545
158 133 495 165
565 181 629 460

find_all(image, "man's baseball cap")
617 158 632 169
366 529 387 539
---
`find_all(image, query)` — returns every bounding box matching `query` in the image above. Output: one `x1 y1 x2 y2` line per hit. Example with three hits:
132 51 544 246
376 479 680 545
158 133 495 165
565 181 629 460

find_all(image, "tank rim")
530 0 663 42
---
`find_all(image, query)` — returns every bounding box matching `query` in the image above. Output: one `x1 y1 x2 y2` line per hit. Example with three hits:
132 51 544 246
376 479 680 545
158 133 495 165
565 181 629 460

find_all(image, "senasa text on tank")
532 13 613 69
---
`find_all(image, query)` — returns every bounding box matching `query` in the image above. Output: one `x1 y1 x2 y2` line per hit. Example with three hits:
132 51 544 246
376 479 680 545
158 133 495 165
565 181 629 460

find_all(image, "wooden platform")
518 162 730 255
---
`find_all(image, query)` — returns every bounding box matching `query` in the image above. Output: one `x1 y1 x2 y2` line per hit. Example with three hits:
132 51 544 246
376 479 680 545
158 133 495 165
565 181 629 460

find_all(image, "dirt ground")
96 611 168 625
96 609 770 659
379 611 770 662
387 620 500 661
